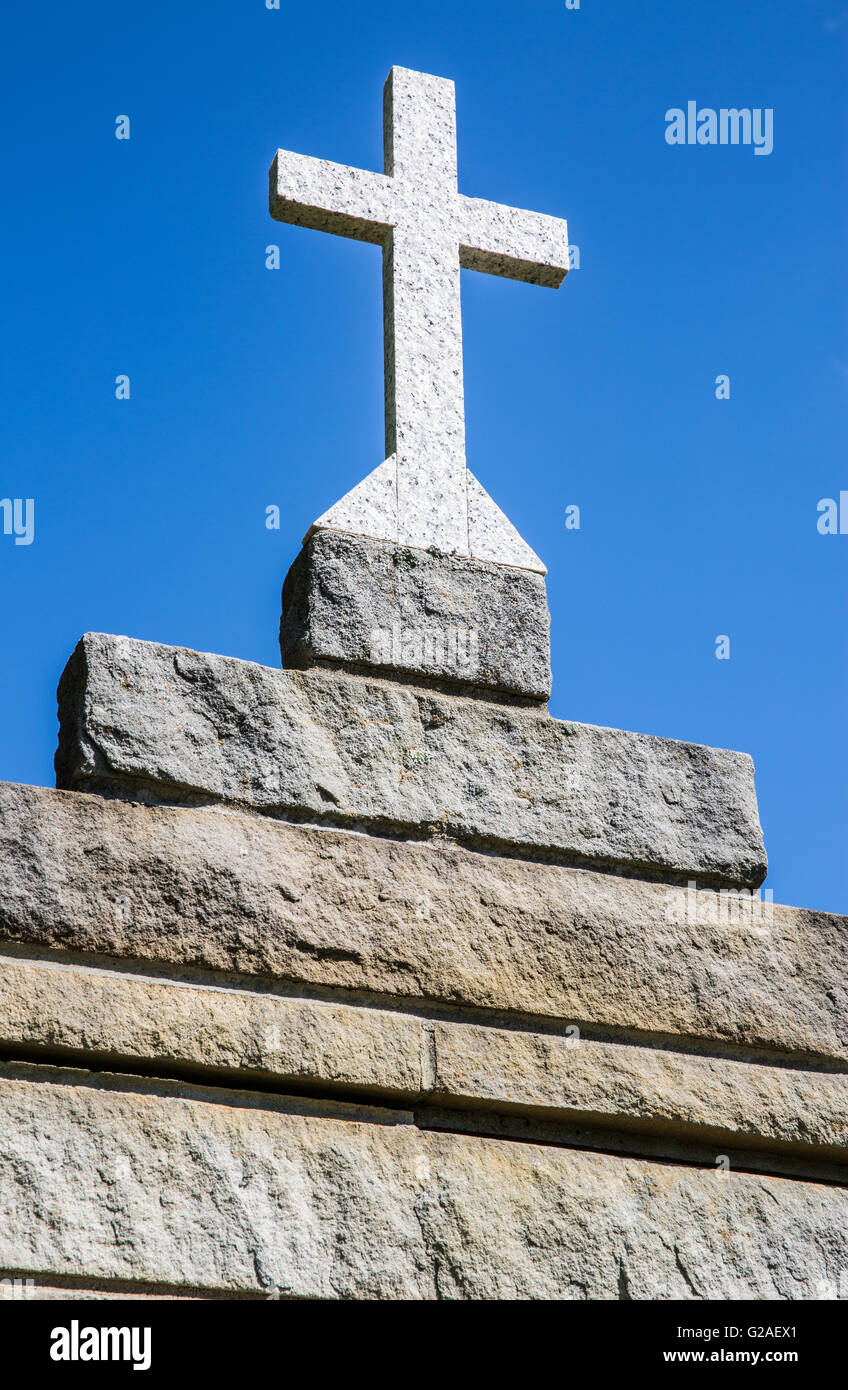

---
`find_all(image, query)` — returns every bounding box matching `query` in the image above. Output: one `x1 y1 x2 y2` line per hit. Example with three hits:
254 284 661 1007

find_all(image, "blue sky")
1 0 845 911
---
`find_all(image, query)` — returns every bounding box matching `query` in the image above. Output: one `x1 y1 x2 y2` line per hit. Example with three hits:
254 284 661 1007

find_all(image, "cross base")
306 458 547 575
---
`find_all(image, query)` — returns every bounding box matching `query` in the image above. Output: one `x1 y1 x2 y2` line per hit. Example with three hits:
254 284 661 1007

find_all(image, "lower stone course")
0 954 422 1100
1 779 844 1300
1 952 846 1166
0 783 843 1062
0 1066 845 1301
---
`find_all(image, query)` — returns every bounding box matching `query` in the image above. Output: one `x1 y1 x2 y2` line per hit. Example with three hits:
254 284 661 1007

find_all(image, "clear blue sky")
1 1 845 912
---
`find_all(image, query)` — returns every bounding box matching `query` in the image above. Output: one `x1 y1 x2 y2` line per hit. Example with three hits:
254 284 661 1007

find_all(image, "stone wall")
0 602 845 1299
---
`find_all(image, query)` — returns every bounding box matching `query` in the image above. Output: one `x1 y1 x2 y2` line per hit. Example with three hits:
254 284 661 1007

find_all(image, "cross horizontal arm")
269 150 395 245
458 196 570 287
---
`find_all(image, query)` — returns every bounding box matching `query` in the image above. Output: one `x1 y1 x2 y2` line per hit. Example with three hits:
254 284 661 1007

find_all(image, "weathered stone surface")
1 949 844 1162
0 954 421 1098
0 783 843 1062
280 530 551 699
0 1068 430 1300
270 65 565 566
56 633 767 886
0 1065 845 1299
429 1023 848 1158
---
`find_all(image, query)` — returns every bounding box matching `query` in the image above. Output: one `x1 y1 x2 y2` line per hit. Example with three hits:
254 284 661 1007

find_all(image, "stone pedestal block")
280 530 552 700
55 633 767 886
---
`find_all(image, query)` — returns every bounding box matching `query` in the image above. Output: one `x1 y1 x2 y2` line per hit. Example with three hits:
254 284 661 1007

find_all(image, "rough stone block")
0 1065 845 1299
0 784 841 1062
280 529 552 700
56 633 767 886
429 1022 848 1159
0 954 422 1099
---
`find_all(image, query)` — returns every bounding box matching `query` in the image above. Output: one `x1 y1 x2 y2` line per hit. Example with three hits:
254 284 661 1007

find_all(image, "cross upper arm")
269 150 395 244
458 196 569 287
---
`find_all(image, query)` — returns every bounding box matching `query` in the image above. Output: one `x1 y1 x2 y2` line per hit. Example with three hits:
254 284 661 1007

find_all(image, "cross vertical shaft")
382 69 467 552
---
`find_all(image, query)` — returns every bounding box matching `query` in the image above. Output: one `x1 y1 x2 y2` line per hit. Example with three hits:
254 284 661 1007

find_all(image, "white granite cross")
269 66 569 574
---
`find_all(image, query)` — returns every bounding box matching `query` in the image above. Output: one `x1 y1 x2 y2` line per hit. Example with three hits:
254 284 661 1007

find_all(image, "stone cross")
269 65 569 573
